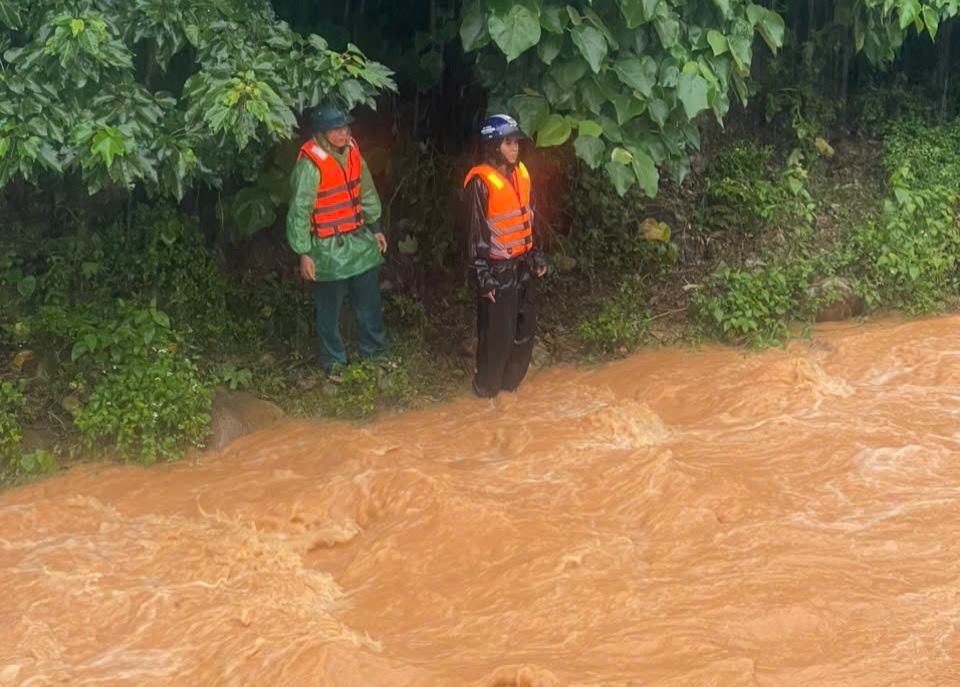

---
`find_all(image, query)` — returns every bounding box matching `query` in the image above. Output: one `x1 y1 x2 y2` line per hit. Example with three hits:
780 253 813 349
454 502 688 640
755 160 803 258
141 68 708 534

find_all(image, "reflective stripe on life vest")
297 138 365 239
463 161 533 260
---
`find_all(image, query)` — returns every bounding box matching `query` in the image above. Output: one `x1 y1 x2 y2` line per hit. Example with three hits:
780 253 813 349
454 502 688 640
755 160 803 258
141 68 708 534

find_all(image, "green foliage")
881 116 960 190
216 362 253 390
383 293 432 337
458 0 960 197
691 261 814 347
704 141 815 236
2 206 229 338
104 207 230 338
329 360 414 418
0 0 396 197
853 77 935 136
75 346 210 465
832 166 960 313
576 278 652 355
383 141 463 275
226 268 313 348
0 378 23 463
462 0 787 197
37 299 212 464
1 216 219 466
566 166 678 276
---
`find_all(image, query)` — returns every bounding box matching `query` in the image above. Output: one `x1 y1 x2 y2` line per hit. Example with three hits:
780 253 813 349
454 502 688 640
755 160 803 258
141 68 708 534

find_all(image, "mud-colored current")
4 317 960 686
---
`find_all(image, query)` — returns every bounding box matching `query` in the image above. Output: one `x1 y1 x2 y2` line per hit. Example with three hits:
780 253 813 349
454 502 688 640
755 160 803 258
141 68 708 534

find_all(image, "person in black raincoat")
462 114 548 398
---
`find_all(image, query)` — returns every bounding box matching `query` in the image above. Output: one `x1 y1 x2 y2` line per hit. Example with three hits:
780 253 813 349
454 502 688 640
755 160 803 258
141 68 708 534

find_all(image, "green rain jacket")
286 137 384 282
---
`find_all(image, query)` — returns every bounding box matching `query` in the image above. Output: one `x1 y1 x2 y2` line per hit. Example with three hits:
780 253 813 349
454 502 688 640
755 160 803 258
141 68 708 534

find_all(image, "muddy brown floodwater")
4 317 960 687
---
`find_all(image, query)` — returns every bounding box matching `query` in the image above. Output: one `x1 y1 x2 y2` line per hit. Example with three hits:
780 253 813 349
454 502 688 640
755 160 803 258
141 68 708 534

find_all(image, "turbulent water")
4 317 960 687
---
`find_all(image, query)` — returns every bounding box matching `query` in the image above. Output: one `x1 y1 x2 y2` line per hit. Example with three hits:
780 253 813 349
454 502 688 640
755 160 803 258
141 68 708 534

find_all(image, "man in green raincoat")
286 105 388 381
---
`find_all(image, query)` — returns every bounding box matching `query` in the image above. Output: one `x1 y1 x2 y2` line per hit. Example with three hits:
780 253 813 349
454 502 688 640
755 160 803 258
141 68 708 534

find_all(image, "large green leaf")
571 25 607 73
613 93 647 124
574 134 605 168
537 113 572 147
509 94 550 135
0 0 21 29
898 0 921 29
654 9 680 48
923 7 939 40
232 186 277 237
541 4 567 33
617 0 661 28
578 119 603 137
648 98 670 127
91 128 125 166
713 0 733 20
538 32 564 64
677 71 709 118
578 77 607 111
553 56 589 89
618 0 645 29
747 4 785 54
605 159 636 196
613 54 657 97
727 18 754 75
488 5 541 62
599 114 624 142
707 30 728 55
630 148 659 197
461 8 490 51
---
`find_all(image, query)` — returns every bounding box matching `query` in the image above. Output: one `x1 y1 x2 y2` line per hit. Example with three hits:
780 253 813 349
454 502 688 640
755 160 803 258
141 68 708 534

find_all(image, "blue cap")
308 105 355 134
479 114 528 142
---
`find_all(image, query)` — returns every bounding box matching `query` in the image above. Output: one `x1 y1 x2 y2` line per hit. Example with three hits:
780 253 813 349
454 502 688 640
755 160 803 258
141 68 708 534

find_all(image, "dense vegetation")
4 0 960 482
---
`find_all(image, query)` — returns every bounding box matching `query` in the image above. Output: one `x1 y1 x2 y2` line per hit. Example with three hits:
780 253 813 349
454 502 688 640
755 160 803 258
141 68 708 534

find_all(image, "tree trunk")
840 38 851 122
940 21 953 119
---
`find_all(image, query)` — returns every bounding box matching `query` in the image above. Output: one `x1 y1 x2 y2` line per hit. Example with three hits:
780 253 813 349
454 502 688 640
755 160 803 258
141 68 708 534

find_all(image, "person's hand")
535 265 547 278
299 254 316 281
375 232 388 253
483 290 496 303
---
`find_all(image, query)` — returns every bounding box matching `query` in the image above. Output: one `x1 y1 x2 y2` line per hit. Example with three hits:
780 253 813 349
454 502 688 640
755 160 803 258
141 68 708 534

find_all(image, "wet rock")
209 387 286 451
60 395 81 417
816 296 864 322
809 277 864 323
531 340 551 369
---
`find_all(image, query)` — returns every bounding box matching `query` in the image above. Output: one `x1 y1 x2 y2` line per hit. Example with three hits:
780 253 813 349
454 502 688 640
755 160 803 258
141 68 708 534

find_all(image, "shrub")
566 167 678 277
329 359 415 419
691 262 814 347
704 142 816 236
0 379 23 464
102 206 230 339
34 300 212 464
576 279 652 355
881 117 960 192
832 167 960 314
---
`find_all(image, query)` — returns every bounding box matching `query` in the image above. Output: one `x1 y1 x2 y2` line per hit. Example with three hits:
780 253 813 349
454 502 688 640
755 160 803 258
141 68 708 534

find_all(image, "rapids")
4 317 960 686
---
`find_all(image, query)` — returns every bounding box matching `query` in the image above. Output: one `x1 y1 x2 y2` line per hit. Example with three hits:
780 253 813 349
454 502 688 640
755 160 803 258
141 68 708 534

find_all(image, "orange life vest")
463 162 534 260
297 138 364 239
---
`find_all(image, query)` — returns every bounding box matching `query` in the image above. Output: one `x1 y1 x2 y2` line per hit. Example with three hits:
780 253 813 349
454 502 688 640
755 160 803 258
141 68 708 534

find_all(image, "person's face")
323 125 351 149
499 136 520 165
